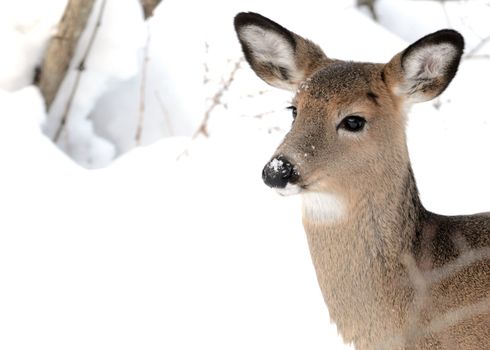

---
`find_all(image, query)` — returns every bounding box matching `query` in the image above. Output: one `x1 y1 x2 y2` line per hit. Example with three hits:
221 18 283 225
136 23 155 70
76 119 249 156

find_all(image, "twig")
135 22 152 145
192 58 242 139
53 0 108 142
465 35 490 58
154 91 174 137
464 54 490 60
176 58 242 160
203 42 210 84
248 110 277 119
440 1 452 28
135 0 163 144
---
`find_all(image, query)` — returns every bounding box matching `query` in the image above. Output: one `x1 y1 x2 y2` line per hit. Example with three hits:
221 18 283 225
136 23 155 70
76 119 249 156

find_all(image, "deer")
234 12 490 350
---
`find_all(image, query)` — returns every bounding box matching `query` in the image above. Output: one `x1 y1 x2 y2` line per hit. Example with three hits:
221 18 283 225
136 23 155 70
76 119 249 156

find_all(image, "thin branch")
193 58 242 139
465 35 490 58
248 110 277 119
464 54 490 60
53 0 108 142
135 0 164 145
203 42 210 84
176 58 242 160
440 1 452 28
135 22 152 145
154 90 174 137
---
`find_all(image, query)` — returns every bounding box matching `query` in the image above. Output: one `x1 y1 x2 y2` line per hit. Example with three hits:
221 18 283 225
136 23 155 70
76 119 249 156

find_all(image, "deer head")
234 12 463 223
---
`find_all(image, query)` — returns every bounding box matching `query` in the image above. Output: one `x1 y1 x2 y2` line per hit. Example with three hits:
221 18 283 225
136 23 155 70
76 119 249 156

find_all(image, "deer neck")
301 162 425 347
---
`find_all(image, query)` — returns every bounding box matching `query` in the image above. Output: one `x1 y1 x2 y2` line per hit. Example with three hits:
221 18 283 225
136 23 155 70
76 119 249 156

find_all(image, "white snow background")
0 0 489 349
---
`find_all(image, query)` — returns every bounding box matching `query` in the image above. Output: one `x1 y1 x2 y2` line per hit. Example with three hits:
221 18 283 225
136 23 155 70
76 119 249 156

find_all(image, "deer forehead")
296 61 385 108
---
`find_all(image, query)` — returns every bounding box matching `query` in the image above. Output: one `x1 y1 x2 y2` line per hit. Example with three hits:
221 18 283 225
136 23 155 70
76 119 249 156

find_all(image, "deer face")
234 12 463 218
264 61 405 199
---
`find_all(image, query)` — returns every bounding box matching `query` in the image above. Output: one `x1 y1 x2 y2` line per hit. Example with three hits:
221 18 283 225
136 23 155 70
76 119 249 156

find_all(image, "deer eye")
287 106 297 120
338 116 366 132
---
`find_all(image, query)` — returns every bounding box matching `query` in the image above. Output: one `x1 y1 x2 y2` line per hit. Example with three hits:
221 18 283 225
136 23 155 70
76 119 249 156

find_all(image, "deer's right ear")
234 12 329 91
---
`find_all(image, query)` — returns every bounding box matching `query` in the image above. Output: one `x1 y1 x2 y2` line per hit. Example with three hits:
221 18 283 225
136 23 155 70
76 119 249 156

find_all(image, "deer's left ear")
384 29 464 104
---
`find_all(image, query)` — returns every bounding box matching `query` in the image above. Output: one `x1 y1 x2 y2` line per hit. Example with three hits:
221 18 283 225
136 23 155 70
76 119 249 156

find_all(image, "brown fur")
234 12 489 349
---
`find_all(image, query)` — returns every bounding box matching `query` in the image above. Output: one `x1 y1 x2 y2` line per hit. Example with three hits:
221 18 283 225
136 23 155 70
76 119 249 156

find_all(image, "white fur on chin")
275 183 302 196
301 192 345 223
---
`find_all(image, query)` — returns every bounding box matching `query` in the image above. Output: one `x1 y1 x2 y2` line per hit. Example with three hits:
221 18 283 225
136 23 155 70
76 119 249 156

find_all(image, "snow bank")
89 0 205 154
376 0 490 54
0 86 349 349
43 0 146 168
0 0 66 91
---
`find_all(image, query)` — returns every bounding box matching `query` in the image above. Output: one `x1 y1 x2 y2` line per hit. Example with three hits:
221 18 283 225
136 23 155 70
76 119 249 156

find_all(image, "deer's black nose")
262 156 298 188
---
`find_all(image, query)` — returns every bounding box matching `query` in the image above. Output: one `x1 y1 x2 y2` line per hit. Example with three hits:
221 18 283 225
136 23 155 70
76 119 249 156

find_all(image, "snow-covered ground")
0 1 489 349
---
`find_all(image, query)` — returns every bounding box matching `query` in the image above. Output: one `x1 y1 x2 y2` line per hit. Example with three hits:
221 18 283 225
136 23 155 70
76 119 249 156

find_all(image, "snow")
0 1 489 350
44 0 146 168
0 86 344 350
376 0 490 54
0 0 66 90
269 158 284 172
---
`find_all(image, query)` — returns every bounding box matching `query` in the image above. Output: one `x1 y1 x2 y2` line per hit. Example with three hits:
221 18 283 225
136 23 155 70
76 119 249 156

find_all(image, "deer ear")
384 29 464 104
234 12 329 91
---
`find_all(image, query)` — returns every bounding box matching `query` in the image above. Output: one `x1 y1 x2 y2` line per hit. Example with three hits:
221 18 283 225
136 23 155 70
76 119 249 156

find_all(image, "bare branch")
465 35 490 58
37 0 97 110
53 0 108 142
203 42 210 84
176 57 242 160
193 58 242 139
135 23 152 145
464 54 490 60
439 1 452 28
154 91 174 137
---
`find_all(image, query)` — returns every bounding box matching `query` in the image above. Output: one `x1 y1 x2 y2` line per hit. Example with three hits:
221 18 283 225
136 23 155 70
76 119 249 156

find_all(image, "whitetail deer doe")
234 12 489 350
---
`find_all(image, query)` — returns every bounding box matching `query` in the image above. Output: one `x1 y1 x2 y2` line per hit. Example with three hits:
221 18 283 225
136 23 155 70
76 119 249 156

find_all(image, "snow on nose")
262 155 298 189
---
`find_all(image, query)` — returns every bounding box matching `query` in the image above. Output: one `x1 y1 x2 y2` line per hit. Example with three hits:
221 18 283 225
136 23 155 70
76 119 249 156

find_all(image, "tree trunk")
37 0 96 110
357 0 378 21
139 0 162 19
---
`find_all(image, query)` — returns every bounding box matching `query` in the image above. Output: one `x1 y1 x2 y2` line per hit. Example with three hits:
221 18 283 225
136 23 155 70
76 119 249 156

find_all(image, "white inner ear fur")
404 43 456 81
239 25 303 90
302 192 345 223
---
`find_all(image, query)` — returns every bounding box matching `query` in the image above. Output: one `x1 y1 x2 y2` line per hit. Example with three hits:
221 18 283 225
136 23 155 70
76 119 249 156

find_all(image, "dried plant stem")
176 58 242 160
465 35 490 58
135 22 152 145
135 0 164 144
53 0 108 142
193 59 242 139
155 91 174 137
